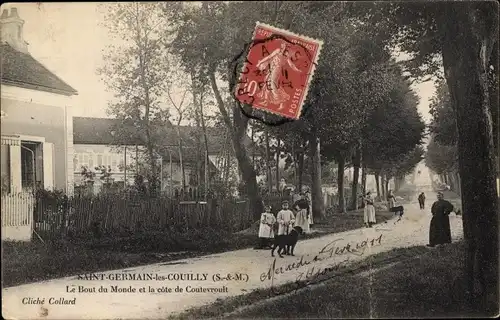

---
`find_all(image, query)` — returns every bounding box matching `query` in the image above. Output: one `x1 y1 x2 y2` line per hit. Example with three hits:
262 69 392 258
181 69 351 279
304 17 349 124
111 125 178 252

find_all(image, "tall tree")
165 2 274 217
358 1 498 311
362 75 426 189
99 2 172 193
167 87 189 190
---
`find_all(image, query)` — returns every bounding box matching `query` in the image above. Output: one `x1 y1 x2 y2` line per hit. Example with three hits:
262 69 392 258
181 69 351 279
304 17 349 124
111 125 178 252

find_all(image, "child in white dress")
257 205 276 249
277 200 295 235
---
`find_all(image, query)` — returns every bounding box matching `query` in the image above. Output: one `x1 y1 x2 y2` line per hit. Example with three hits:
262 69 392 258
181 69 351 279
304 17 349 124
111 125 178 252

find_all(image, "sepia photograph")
1 1 498 319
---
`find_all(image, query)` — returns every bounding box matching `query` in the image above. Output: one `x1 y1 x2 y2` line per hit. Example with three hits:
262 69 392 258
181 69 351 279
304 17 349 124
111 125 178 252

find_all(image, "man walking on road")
418 192 426 209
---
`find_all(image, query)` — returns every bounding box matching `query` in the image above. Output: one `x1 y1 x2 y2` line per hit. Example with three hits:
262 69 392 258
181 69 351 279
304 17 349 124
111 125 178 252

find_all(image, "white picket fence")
1 192 34 227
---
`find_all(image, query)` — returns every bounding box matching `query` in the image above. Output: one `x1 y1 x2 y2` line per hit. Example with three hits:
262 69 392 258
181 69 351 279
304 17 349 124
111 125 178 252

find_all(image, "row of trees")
98 2 497 311
165 2 425 218
97 2 230 195
98 2 426 216
352 1 499 312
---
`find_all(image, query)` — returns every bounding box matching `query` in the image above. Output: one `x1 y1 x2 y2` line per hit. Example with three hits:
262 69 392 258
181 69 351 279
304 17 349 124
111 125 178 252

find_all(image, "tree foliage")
363 75 426 175
98 2 174 192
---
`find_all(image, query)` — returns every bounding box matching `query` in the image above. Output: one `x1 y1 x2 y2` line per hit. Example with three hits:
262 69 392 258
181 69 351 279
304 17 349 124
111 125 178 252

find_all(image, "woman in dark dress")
427 192 454 247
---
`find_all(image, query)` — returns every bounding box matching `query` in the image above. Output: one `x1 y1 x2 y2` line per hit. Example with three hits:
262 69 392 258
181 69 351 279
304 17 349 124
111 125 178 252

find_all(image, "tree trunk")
395 175 404 192
276 139 280 192
175 122 187 191
380 174 386 200
198 89 210 191
449 172 456 192
251 123 256 164
190 70 209 189
442 3 498 311
265 130 272 194
224 144 231 185
194 107 203 186
375 173 380 200
230 118 263 219
337 155 346 213
351 146 361 210
361 162 367 195
454 171 462 195
292 141 297 187
298 146 304 193
209 71 263 219
384 175 389 198
136 35 156 193
309 129 324 220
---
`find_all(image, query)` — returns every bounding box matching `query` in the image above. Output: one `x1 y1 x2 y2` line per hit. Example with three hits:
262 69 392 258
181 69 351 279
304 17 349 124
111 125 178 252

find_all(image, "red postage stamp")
234 22 323 120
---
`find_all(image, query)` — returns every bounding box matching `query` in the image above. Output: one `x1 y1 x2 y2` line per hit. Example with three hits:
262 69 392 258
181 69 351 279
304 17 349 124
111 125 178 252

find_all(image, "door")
43 142 54 190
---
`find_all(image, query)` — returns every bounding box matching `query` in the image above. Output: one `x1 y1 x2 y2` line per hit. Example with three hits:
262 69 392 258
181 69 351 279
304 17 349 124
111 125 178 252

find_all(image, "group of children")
256 199 311 249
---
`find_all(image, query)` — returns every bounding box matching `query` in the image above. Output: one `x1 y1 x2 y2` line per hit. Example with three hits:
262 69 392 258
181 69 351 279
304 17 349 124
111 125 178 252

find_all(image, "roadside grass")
2 209 394 288
171 241 495 319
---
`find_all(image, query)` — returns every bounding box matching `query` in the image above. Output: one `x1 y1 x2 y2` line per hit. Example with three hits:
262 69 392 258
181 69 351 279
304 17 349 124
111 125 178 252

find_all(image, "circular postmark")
229 28 318 127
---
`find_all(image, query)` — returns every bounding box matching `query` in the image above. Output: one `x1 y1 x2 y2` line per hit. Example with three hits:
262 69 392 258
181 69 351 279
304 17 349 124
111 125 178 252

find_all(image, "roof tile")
73 117 260 160
1 43 77 95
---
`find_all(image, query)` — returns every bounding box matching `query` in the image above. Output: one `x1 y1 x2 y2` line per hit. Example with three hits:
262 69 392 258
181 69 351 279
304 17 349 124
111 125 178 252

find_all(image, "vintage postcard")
1 2 498 320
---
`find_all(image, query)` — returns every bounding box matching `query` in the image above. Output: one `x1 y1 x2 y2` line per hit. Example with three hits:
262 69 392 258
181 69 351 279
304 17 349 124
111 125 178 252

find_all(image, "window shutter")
43 142 54 190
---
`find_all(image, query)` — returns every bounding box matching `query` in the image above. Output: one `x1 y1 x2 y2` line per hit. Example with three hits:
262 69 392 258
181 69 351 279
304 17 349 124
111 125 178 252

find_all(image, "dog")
271 226 303 258
389 205 405 223
390 205 404 217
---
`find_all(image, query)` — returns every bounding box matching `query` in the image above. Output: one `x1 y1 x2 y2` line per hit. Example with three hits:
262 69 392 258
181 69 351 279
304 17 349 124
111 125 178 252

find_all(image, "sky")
4 2 436 124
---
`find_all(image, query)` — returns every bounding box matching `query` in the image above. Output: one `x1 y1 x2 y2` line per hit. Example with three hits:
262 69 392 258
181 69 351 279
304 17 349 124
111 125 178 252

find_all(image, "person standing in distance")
418 192 426 210
363 191 376 228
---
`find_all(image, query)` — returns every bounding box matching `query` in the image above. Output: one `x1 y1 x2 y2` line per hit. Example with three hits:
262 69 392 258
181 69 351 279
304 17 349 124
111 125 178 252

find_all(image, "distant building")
72 117 144 193
72 117 260 193
1 7 78 194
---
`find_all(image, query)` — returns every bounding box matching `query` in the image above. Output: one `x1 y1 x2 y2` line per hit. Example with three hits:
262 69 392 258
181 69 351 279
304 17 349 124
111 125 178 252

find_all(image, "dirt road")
2 202 463 319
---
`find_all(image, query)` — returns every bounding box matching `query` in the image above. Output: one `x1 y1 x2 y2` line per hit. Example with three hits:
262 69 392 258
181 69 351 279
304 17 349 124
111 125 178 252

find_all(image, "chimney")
1 7 29 54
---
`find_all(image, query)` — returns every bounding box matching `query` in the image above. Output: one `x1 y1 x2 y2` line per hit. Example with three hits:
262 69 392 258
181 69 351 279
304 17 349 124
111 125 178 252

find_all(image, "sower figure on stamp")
255 42 302 109
427 192 454 247
256 205 276 249
277 200 295 237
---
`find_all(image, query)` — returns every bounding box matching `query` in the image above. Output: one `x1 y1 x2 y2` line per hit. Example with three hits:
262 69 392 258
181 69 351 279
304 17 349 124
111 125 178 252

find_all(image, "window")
74 155 79 170
111 155 117 170
88 155 94 169
119 157 124 170
97 154 103 166
1 145 10 193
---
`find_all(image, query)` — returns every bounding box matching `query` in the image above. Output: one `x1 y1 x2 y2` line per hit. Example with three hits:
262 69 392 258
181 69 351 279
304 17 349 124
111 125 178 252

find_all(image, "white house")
1 7 78 241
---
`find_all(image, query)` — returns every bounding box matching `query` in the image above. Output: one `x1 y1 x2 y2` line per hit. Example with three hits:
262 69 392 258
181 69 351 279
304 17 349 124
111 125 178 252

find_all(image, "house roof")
175 125 258 155
73 117 143 146
1 43 78 95
73 117 260 161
